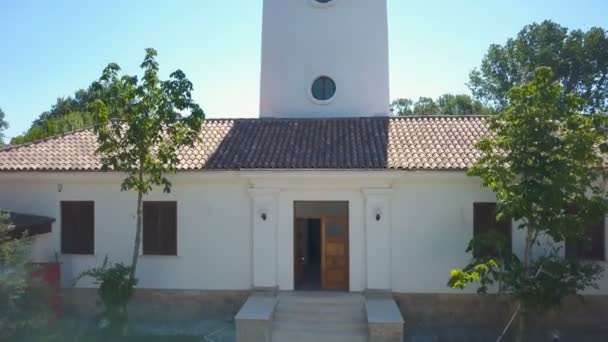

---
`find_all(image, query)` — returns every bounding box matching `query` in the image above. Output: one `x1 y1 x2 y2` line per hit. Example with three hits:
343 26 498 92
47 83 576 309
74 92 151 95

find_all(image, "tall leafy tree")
449 68 607 341
435 94 492 115
469 20 608 113
91 48 205 280
412 97 438 114
11 79 125 144
389 98 414 116
0 108 8 145
391 94 490 116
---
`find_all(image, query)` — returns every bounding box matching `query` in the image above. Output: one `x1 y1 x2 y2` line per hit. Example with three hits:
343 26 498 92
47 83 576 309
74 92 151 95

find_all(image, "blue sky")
1 0 607 140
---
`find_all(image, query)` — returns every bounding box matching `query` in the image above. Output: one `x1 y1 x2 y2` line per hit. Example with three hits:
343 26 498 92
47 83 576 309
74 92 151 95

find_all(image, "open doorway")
294 201 349 291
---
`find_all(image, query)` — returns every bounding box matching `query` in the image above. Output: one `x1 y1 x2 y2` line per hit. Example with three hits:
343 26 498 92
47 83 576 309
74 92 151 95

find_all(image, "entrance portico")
247 173 394 293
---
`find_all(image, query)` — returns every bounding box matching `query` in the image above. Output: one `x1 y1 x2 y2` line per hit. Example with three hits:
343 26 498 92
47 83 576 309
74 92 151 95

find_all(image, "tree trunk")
515 227 534 342
130 175 144 281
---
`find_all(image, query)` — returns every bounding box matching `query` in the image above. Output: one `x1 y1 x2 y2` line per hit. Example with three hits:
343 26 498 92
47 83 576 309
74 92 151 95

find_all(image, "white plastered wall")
0 170 606 295
0 173 252 290
260 0 390 117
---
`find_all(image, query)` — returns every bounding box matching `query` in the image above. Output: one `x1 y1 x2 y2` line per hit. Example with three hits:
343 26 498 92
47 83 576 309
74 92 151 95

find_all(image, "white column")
363 188 393 291
249 188 280 290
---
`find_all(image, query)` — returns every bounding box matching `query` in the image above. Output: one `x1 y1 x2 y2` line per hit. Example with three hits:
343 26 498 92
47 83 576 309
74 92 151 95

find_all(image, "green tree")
435 94 492 115
390 98 414 116
11 79 125 144
469 20 608 113
412 97 438 115
11 111 94 145
391 94 491 116
0 107 8 145
91 48 204 281
449 67 607 341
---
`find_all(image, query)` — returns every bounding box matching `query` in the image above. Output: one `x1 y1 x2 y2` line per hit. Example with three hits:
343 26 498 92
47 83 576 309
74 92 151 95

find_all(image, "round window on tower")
309 0 338 8
310 76 337 104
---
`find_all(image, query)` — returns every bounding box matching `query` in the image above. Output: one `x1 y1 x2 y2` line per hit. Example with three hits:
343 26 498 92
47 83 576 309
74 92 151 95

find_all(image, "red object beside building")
30 262 62 314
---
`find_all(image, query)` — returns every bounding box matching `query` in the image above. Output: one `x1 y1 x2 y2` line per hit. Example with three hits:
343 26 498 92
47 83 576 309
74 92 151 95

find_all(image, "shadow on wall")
203 117 391 170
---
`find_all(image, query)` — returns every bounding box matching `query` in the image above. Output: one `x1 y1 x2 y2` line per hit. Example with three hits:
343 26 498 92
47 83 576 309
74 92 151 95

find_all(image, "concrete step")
275 302 365 314
277 297 364 306
271 328 367 342
278 292 364 305
273 320 367 334
274 310 365 323
272 292 368 342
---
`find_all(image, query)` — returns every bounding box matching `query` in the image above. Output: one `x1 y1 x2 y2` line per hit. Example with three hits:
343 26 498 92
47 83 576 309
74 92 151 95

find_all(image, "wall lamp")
375 208 382 222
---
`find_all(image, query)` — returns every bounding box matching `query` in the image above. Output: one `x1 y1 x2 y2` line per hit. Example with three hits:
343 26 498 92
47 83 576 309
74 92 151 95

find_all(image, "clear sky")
1 0 607 140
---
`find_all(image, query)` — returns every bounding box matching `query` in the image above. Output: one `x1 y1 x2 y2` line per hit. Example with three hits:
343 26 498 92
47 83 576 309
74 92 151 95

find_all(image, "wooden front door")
294 218 307 288
321 217 349 291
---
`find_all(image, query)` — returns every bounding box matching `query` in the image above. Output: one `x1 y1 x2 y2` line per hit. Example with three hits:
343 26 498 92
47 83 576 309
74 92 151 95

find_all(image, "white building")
0 0 606 334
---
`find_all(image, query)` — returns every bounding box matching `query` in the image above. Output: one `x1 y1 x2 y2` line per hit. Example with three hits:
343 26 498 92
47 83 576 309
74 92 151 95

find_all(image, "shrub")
0 213 52 340
75 256 137 335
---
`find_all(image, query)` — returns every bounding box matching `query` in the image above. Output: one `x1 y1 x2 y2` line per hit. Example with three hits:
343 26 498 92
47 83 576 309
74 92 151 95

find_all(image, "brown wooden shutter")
61 201 94 254
566 217 605 261
143 202 177 255
473 202 512 252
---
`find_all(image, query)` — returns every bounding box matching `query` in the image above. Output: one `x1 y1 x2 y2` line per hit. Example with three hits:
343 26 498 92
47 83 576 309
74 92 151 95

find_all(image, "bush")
0 213 52 341
75 256 137 335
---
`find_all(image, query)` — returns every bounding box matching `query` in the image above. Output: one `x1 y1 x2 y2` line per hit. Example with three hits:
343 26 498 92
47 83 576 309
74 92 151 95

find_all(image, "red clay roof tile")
0 116 489 171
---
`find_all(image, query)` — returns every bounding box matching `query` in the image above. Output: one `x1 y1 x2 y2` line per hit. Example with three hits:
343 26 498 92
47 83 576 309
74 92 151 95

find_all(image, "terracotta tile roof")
0 116 488 172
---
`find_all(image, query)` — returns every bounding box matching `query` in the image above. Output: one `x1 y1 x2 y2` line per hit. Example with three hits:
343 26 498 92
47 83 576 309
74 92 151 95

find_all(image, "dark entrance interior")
294 201 349 291
294 218 322 290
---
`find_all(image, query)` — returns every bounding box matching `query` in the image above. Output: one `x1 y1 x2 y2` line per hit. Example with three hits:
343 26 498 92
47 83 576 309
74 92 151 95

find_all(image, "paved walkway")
130 320 235 342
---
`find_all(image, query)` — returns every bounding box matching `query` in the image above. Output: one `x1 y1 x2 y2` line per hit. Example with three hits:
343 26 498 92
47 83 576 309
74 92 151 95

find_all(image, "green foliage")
0 213 51 340
470 67 608 242
449 235 604 312
75 257 137 335
449 67 608 338
469 20 608 113
91 48 205 280
11 112 94 145
11 79 122 144
390 94 492 116
389 98 414 116
0 107 8 145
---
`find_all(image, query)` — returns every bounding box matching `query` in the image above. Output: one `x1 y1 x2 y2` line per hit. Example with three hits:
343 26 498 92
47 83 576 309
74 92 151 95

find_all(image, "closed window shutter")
473 203 512 254
61 201 94 254
143 202 177 255
566 217 605 261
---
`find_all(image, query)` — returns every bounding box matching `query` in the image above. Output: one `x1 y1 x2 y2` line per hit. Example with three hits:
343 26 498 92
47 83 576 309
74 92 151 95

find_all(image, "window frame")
142 201 178 256
309 0 338 8
309 76 337 105
60 201 95 255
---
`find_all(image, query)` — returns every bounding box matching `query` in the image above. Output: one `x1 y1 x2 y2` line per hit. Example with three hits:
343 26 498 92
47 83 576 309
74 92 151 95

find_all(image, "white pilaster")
363 188 393 291
248 188 280 289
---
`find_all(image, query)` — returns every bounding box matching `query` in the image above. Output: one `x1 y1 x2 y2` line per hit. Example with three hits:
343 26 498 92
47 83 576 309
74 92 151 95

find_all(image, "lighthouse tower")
259 0 390 118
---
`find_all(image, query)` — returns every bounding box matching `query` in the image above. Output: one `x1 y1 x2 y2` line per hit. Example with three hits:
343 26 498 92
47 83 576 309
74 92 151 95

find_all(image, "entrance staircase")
235 291 404 342
271 292 367 342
